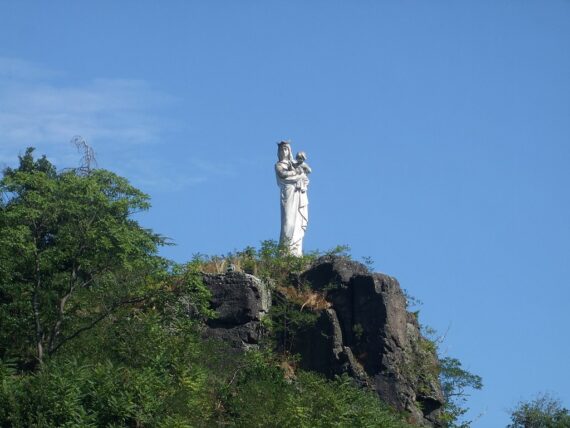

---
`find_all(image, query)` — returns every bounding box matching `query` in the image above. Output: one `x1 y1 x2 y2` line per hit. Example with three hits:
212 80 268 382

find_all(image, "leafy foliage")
0 148 165 367
0 311 221 427
508 393 570 428
267 290 320 354
439 357 483 427
410 319 482 427
224 352 413 428
0 255 413 427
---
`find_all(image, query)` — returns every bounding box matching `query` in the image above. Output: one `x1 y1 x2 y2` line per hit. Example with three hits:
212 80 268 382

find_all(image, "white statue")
275 141 311 256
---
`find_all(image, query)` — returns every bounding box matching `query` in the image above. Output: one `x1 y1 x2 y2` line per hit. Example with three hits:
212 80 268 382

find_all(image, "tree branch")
48 295 147 357
32 243 44 365
47 263 79 354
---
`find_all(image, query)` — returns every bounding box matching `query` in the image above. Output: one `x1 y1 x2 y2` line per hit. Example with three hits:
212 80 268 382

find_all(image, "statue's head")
277 141 293 162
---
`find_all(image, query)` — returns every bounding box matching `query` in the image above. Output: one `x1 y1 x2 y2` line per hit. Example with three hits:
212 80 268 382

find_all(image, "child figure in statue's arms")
293 151 312 175
293 151 311 192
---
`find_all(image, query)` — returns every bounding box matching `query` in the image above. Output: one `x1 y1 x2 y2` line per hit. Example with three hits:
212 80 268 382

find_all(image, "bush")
508 393 570 428
221 351 413 428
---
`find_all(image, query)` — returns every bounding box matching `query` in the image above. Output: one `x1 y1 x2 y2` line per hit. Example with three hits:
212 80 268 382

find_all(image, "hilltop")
0 149 480 427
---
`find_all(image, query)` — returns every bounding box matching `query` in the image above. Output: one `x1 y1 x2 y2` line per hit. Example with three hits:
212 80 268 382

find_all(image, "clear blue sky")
1 2 569 426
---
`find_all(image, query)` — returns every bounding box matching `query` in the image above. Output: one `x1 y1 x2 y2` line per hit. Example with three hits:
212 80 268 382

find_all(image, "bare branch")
70 135 97 174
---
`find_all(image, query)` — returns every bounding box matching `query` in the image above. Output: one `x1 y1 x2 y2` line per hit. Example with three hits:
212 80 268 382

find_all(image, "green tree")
508 393 570 428
439 357 483 427
0 148 164 367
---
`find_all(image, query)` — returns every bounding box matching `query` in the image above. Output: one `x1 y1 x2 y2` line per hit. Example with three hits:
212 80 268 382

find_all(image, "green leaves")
224 353 413 428
508 393 570 428
439 357 483 427
0 148 164 366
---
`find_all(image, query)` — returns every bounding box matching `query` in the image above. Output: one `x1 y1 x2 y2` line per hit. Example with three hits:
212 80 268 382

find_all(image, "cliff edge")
200 256 444 427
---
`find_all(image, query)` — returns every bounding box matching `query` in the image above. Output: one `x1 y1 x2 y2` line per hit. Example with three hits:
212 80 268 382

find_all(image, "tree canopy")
508 394 570 428
0 147 165 367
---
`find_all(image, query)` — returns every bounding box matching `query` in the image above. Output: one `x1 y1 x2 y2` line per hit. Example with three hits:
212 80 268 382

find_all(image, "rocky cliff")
200 256 444 427
201 272 271 349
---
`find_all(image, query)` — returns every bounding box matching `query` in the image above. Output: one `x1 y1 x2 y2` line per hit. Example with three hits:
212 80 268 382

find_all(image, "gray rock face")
200 259 443 426
299 256 445 426
201 272 270 349
292 308 368 383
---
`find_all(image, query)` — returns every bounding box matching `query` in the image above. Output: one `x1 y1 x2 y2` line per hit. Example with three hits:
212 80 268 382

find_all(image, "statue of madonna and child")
275 140 312 257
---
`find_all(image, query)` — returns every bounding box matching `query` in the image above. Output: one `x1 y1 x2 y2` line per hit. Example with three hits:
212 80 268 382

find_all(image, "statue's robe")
275 160 309 256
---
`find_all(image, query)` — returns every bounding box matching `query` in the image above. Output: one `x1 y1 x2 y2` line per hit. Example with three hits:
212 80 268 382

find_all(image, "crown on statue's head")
277 140 291 146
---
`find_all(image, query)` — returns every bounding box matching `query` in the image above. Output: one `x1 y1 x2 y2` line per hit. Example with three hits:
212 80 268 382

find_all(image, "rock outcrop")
298 256 444 426
201 272 271 349
201 257 444 426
